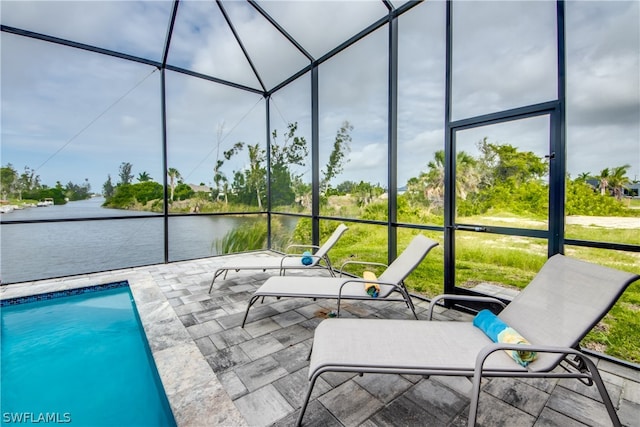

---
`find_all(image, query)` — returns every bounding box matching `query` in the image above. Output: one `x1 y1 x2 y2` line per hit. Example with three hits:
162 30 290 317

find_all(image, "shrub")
214 220 268 254
565 180 627 216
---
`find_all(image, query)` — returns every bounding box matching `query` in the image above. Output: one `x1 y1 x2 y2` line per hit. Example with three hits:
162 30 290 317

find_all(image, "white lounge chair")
296 254 639 426
208 223 348 293
241 234 439 327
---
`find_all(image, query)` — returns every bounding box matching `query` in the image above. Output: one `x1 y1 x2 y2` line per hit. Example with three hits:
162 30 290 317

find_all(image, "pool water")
1 286 176 426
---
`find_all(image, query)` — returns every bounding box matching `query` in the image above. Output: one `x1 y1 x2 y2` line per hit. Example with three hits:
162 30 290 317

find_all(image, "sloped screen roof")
1 0 407 93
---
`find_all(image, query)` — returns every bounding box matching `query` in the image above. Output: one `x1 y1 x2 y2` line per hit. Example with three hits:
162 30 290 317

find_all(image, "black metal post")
443 0 455 294
388 14 399 262
266 95 272 248
549 0 567 257
311 65 320 245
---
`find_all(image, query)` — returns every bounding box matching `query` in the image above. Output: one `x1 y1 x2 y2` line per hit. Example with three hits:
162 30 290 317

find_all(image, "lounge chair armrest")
338 260 388 277
279 253 322 268
476 342 580 370
333 278 408 318
337 278 402 295
285 244 320 253
426 294 507 320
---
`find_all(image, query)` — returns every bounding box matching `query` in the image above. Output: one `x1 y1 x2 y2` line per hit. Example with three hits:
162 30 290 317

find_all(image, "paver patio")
2 253 638 426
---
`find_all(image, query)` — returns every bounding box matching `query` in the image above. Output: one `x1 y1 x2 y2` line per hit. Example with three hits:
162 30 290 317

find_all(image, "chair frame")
242 277 417 328
295 255 639 427
240 234 439 327
208 223 348 293
297 336 619 427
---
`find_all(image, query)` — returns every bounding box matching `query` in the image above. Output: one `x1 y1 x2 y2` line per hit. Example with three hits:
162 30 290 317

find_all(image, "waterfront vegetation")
0 164 92 205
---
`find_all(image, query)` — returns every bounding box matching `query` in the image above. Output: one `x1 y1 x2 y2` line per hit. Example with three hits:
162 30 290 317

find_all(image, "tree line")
4 126 634 218
404 137 635 218
0 164 91 204
102 121 353 210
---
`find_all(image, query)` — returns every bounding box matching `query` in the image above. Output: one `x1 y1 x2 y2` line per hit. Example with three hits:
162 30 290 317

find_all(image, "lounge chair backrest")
377 235 439 289
499 254 639 371
313 224 349 259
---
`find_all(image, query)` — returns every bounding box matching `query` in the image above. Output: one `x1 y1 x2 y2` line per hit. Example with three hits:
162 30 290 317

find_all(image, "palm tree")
423 150 479 202
137 171 152 182
455 151 479 201
167 168 181 201
596 168 610 196
575 172 592 183
425 150 445 202
608 164 631 200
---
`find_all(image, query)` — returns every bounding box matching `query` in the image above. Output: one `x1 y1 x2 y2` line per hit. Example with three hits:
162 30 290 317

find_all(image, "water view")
0 198 261 284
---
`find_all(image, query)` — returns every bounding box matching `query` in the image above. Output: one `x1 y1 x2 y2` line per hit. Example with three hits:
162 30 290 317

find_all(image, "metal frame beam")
444 0 455 294
311 66 320 245
387 14 399 262
160 0 179 263
216 0 267 93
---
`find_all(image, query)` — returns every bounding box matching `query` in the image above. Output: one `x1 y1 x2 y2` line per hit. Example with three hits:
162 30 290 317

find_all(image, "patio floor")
2 252 639 426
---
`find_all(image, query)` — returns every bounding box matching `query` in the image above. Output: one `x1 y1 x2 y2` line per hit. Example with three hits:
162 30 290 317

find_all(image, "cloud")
1 39 165 187
222 1 310 90
566 3 640 129
565 0 639 178
257 0 389 60
451 1 558 120
348 142 386 168
1 0 171 61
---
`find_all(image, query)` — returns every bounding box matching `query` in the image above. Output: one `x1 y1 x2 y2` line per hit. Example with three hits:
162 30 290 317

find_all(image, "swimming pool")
1 283 176 426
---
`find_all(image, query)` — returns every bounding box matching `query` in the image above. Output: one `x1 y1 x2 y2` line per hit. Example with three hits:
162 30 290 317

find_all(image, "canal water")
0 198 280 284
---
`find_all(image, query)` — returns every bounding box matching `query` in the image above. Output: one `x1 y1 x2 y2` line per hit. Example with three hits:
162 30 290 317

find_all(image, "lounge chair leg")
306 343 313 361
407 296 418 320
296 376 319 427
468 369 483 427
208 269 225 293
325 257 335 277
241 296 260 328
579 355 622 427
399 285 418 320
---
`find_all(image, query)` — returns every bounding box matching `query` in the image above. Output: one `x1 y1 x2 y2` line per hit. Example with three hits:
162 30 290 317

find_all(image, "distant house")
188 184 212 195
625 182 640 198
585 178 599 191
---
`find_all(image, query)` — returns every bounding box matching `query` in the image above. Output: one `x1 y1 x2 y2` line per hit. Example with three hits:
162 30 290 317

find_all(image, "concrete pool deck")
2 253 639 426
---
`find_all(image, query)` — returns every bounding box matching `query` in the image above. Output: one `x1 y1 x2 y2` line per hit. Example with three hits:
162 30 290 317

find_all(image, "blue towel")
473 309 537 367
301 251 313 266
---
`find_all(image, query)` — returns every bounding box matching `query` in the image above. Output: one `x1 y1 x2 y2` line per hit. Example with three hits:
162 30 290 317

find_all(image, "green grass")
566 224 640 244
627 198 640 209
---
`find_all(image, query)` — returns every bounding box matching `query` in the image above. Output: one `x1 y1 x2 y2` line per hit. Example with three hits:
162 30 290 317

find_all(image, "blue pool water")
1 285 176 426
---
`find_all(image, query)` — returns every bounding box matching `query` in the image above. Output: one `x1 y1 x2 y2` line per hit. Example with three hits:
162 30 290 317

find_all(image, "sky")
1 0 638 194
